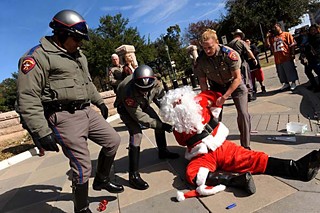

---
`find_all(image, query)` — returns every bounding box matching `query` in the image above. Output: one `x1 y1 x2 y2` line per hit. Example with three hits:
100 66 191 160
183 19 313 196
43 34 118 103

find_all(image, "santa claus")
160 86 320 201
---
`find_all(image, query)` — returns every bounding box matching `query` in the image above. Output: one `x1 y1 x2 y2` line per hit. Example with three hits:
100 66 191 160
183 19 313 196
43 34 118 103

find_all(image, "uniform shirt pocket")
50 79 76 101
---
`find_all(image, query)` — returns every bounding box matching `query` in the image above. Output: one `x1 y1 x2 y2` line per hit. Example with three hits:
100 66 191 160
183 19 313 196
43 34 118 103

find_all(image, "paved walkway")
0 61 320 213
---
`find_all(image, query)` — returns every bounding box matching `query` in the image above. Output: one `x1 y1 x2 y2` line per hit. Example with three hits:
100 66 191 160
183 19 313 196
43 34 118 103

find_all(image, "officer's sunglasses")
71 34 83 43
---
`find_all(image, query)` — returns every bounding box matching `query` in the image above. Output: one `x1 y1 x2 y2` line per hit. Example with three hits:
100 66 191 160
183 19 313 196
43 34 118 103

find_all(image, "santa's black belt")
185 116 219 147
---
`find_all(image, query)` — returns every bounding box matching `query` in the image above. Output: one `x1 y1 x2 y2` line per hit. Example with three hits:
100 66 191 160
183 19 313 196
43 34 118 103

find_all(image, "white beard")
160 86 205 134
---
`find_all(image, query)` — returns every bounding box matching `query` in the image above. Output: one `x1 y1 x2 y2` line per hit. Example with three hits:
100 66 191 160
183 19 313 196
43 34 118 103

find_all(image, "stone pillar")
186 45 199 88
186 45 198 64
115 45 138 67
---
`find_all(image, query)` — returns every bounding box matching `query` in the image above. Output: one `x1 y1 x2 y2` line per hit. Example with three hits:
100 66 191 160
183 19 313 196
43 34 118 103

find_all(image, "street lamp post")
164 45 178 88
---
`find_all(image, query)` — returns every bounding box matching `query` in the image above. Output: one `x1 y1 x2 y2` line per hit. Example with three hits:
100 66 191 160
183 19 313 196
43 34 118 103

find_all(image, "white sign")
221 35 227 45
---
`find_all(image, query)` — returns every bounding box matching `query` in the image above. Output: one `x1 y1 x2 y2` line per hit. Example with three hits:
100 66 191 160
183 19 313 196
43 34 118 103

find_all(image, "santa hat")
176 167 226 202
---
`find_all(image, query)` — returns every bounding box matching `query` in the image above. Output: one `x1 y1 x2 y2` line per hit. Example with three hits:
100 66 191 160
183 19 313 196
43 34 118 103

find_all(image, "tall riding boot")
265 149 320 181
129 144 149 190
205 171 256 195
155 131 180 159
73 181 92 213
92 149 124 193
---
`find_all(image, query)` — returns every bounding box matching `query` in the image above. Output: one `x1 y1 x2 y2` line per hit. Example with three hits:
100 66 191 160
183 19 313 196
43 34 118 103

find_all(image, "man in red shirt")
266 23 299 91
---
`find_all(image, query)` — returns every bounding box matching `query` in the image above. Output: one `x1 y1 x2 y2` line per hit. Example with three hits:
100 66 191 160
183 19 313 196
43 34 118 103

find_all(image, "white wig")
160 86 204 134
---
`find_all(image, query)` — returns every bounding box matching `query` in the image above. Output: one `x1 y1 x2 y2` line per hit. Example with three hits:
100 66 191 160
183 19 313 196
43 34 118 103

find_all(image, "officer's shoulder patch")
222 46 238 61
21 57 36 74
228 52 238 61
125 97 136 107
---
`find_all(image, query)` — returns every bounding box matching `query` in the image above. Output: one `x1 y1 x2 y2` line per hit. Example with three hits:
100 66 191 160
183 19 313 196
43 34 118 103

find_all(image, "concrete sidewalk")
0 61 320 213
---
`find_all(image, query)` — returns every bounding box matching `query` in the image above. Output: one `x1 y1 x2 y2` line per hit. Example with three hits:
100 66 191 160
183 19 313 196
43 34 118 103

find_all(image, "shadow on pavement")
0 184 118 212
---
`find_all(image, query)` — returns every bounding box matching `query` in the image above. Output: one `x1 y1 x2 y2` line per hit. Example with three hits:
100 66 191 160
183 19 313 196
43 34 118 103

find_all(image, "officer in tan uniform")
16 10 123 213
194 29 251 149
116 65 179 190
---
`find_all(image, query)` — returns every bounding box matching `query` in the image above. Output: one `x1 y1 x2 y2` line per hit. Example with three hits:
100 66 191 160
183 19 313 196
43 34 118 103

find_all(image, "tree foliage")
83 13 148 91
218 0 312 42
183 20 220 46
0 73 17 112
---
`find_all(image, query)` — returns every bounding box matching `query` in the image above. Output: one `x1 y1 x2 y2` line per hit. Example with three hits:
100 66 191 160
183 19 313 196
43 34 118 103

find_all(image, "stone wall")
0 90 117 143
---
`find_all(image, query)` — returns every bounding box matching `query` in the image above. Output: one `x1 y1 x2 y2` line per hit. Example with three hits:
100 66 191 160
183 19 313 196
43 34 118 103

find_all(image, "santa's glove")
38 133 59 152
162 123 173 133
98 103 109 119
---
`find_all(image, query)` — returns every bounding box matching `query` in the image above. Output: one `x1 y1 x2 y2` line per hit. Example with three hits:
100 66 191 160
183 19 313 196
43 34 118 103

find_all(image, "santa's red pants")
186 140 269 185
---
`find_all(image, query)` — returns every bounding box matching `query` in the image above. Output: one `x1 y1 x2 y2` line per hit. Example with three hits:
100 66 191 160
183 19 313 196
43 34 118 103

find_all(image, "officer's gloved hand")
162 123 173 133
98 103 109 119
38 133 59 152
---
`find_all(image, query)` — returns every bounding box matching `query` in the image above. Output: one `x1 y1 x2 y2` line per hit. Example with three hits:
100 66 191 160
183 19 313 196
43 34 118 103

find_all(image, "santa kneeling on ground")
160 86 320 201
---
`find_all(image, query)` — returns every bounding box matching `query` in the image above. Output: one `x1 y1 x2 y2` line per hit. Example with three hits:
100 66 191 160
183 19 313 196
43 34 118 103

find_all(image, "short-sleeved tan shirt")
194 45 241 86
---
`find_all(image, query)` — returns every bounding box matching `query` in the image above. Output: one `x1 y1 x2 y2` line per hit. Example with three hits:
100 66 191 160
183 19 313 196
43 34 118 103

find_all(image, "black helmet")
133 65 156 91
49 10 89 41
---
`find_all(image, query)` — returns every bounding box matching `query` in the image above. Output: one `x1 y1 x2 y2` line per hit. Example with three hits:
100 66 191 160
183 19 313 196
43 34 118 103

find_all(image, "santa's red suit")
160 86 269 201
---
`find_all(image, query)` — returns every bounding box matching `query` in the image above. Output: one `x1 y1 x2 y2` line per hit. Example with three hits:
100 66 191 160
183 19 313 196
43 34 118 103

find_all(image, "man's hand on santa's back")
216 96 226 106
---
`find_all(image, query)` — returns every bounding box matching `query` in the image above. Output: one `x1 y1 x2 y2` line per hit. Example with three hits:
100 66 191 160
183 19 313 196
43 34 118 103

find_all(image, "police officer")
16 10 123 213
116 65 179 190
228 29 258 101
194 29 251 149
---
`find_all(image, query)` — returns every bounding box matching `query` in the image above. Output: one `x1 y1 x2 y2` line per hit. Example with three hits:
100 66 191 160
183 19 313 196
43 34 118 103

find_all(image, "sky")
0 0 226 82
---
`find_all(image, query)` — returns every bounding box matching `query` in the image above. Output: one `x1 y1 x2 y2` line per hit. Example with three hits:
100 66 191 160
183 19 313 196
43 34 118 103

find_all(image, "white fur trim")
185 142 208 160
196 167 209 186
202 122 229 152
176 191 185 202
196 184 226 196
210 107 222 119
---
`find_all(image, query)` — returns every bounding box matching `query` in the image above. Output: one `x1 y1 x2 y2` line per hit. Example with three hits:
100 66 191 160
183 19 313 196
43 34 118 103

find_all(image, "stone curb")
0 114 120 171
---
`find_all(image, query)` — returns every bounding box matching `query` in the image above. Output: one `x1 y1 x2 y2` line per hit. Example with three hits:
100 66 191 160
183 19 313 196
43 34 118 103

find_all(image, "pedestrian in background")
108 53 124 93
245 38 266 93
194 29 252 150
228 29 258 101
265 23 299 91
300 24 320 92
115 65 179 190
122 52 137 78
16 10 123 213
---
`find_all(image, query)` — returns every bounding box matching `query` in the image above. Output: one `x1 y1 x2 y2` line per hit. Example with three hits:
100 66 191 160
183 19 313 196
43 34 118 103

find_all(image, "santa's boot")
265 149 320 181
155 131 180 159
73 181 92 213
205 171 256 195
128 144 149 190
92 149 124 193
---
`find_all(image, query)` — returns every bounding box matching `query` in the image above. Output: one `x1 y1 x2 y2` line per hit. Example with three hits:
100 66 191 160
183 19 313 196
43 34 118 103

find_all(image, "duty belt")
43 101 90 113
185 116 219 147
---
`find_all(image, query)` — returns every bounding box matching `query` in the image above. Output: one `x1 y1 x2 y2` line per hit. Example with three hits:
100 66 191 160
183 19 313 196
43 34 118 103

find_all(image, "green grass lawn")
258 51 275 68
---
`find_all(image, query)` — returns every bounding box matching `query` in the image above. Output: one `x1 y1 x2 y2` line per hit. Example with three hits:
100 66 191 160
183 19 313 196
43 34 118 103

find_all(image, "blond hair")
201 29 218 43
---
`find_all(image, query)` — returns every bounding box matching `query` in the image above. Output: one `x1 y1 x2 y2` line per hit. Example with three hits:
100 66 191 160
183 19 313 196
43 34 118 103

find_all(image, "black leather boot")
155 131 179 159
205 171 256 195
92 149 124 193
73 181 92 213
265 149 320 181
129 144 149 190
